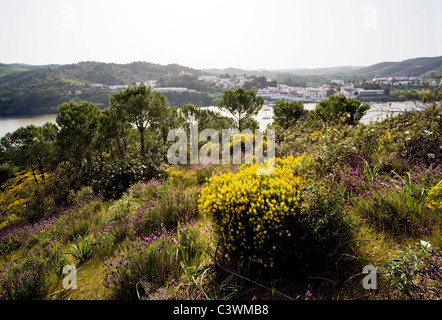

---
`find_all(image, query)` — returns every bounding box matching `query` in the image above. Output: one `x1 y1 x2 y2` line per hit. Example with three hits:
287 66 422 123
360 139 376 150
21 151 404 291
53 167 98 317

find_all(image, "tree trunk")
39 166 45 181
116 137 123 158
139 128 145 157
110 146 115 160
31 169 39 185
85 151 92 165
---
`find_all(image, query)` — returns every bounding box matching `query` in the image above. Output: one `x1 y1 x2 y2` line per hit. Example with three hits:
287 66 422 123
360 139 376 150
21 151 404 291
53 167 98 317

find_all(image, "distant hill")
205 57 442 80
0 64 30 78
277 66 363 76
204 57 441 85
204 66 363 77
351 56 442 78
0 61 209 115
0 56 440 116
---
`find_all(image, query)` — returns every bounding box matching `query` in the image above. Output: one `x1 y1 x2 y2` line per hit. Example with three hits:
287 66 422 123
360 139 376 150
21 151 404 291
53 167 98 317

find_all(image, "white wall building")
109 85 129 91
153 87 196 93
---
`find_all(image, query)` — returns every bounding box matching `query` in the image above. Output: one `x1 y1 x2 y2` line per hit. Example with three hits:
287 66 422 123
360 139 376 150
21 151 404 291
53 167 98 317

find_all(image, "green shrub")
67 237 95 265
73 186 94 206
167 167 198 188
384 242 442 299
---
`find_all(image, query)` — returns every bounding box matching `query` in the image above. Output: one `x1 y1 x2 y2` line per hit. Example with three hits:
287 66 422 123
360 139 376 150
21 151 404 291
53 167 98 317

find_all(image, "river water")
0 101 423 139
0 114 58 139
208 101 422 130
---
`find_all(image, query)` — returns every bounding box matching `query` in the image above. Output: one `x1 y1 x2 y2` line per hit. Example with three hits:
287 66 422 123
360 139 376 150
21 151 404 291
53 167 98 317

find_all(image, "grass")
0 159 441 300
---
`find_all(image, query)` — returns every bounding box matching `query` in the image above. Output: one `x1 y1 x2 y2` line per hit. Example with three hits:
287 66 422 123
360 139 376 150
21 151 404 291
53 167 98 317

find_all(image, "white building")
331 79 345 85
340 84 357 97
356 89 385 97
109 85 128 91
256 92 305 102
153 87 196 93
144 80 157 87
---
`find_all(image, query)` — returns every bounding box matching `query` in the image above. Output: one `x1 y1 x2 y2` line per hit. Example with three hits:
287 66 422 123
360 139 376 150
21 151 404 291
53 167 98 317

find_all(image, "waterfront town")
201 74 439 103
83 73 440 105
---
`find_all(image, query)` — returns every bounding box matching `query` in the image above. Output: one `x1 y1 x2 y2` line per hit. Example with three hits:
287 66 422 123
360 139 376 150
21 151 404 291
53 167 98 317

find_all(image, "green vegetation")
272 100 305 129
217 87 264 131
352 56 442 79
1 57 441 115
312 95 370 126
0 61 215 116
0 84 441 301
0 64 29 78
110 86 169 156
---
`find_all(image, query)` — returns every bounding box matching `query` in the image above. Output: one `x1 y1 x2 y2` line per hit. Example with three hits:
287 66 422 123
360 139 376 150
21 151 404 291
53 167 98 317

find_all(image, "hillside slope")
0 61 207 115
0 56 440 116
352 56 442 78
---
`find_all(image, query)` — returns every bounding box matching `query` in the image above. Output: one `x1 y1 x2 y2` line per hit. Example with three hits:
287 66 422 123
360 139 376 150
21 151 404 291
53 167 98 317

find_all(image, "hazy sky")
0 0 441 70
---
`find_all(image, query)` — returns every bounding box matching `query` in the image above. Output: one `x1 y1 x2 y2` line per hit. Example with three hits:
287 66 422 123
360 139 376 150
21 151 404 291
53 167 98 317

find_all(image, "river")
0 114 58 139
0 101 423 139
207 101 422 130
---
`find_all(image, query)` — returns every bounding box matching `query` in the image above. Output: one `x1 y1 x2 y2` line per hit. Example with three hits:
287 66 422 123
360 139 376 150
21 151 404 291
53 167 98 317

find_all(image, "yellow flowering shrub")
228 133 255 150
228 133 268 153
199 153 314 268
309 131 323 141
167 167 198 188
0 213 20 232
426 181 442 212
377 133 392 150
226 133 270 165
0 170 50 226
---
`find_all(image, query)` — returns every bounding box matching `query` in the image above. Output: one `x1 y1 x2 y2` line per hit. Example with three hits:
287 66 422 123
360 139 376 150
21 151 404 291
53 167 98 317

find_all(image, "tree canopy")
272 100 305 130
217 87 264 131
110 85 168 156
56 101 101 166
312 94 370 126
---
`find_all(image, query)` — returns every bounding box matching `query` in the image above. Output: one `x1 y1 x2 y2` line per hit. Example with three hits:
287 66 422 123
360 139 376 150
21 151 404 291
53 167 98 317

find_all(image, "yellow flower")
198 153 313 268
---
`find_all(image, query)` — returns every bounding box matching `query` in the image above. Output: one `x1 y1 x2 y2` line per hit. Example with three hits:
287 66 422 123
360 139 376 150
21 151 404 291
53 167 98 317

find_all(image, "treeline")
0 85 239 214
0 84 375 229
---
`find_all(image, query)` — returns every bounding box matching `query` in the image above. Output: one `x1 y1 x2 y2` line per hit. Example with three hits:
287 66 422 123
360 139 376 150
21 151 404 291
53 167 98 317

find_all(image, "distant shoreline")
0 100 424 139
0 113 58 119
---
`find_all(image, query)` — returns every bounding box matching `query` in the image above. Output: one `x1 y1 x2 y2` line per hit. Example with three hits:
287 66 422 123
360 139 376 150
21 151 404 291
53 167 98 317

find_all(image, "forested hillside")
352 56 442 78
0 62 211 115
0 56 441 116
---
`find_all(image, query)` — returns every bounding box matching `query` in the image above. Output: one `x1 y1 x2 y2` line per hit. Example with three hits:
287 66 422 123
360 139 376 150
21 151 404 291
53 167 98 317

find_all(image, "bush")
167 167 198 188
73 186 95 206
94 182 200 257
0 171 43 221
384 242 442 299
67 237 95 265
95 158 162 199
167 164 218 187
425 181 442 213
199 153 349 274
